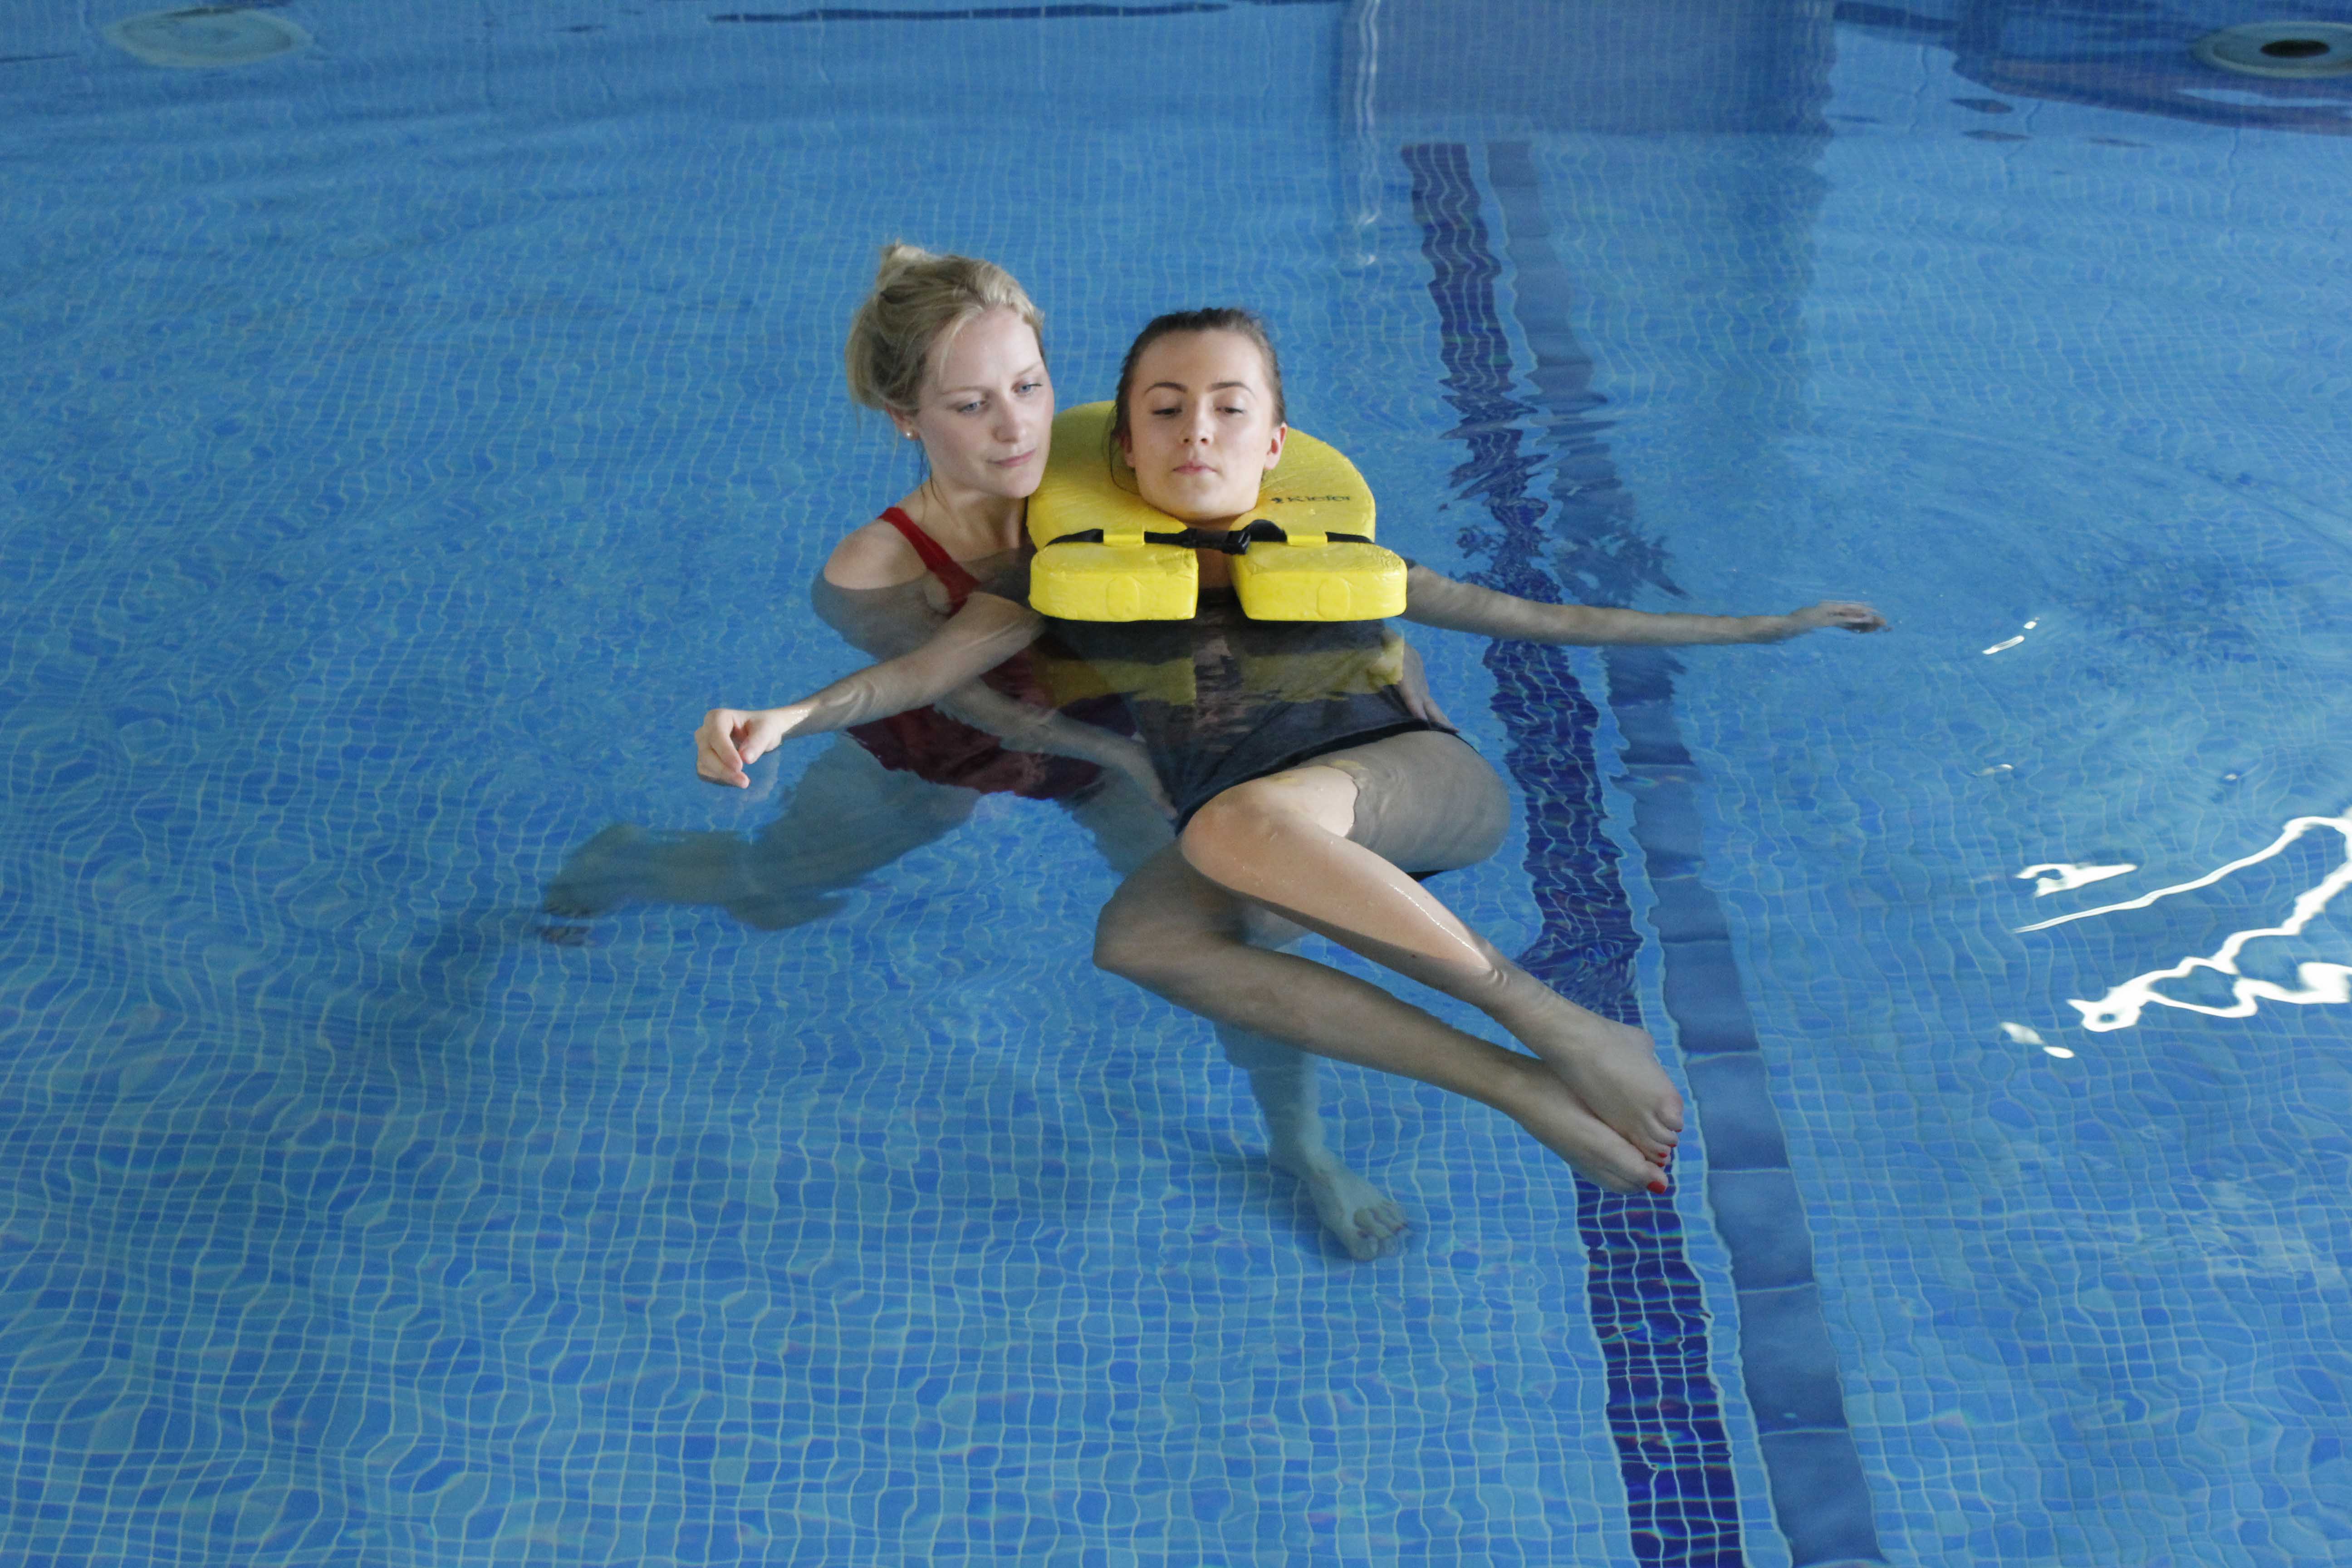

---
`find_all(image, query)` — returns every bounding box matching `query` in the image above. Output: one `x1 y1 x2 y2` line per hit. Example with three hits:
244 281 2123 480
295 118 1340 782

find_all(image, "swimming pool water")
3 2 2349 1563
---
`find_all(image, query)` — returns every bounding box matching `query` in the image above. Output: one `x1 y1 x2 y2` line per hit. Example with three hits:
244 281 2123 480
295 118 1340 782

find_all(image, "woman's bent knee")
1093 895 1201 988
1176 789 1271 885
1180 769 1355 887
1092 914 1164 984
1097 843 1259 990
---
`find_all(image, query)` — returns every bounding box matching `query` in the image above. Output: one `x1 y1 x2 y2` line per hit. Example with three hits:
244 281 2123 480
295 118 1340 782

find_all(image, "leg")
543 738 980 930
1095 844 1662 1195
1177 733 1684 1164
1065 775 1409 1256
1058 769 1176 879
733 739 979 926
1213 1021 1409 1259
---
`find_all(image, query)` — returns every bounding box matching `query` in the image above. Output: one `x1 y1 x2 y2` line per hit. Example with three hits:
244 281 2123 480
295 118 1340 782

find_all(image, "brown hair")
843 242 1045 416
1109 308 1287 448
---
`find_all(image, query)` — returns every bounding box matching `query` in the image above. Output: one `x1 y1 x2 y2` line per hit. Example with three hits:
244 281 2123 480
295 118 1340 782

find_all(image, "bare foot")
1484 1053 1665 1195
542 823 653 918
1490 980 1683 1162
1270 1151 1410 1260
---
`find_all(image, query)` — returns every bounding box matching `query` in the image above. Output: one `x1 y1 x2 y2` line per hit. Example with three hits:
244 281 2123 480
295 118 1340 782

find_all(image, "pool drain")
2191 20 2352 77
104 6 311 69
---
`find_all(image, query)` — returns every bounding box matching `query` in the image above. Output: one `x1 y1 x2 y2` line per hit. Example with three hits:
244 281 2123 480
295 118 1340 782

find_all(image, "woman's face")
1117 329 1287 524
895 306 1053 500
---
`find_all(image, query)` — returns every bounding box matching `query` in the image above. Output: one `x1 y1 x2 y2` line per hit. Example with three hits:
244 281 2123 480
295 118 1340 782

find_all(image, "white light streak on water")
1982 618 2040 656
2014 811 2352 1032
2018 862 2139 897
2043 1045 2076 1059
1999 1021 2046 1044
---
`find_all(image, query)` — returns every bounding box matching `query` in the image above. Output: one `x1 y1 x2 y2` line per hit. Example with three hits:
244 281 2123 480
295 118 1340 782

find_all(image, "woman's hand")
696 704 815 787
1395 640 1458 733
1101 736 1177 821
1759 602 1886 640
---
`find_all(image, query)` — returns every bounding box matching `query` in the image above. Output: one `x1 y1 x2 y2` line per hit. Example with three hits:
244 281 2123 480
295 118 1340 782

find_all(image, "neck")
907 476 1027 554
1147 500 1254 533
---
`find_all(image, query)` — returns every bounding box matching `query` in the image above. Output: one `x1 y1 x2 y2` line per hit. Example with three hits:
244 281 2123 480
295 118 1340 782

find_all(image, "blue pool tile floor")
4 1 2352 1564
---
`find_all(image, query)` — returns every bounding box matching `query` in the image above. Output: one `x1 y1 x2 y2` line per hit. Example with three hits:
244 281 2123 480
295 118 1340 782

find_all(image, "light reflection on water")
2019 810 2352 1030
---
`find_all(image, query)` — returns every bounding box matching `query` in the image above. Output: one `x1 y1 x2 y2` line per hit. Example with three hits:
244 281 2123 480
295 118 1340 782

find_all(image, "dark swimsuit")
985 558 1451 822
843 508 1125 801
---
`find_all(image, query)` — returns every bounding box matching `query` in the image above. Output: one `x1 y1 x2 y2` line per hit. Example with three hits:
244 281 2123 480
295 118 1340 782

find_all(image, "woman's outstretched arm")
811 560 1169 809
696 592 1042 787
1398 564 1884 645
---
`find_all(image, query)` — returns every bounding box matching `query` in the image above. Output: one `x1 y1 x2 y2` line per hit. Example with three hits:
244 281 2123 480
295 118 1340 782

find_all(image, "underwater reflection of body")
551 248 1411 1260
699 309 1888 1203
544 734 1165 929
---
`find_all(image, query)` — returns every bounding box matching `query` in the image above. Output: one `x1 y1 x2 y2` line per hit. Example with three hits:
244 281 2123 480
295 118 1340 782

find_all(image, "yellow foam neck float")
1025 402 1408 622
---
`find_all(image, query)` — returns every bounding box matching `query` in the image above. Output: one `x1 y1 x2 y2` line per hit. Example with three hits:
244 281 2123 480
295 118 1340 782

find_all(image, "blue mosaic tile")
1406 138 1759 1568
5 2 2352 1565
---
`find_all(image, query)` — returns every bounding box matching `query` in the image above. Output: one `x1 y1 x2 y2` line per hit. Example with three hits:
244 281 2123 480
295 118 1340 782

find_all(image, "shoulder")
972 556 1033 609
823 516 927 590
1399 561 1448 602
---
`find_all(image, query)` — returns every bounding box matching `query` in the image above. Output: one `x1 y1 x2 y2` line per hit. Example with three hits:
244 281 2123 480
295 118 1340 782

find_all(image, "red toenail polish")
1647 1179 1669 1195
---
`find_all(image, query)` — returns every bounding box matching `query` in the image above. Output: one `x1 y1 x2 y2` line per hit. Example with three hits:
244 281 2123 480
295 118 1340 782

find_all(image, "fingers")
732 705 815 773
1403 687 1457 730
735 715 776 770
695 709 750 788
1117 752 1178 821
1800 601 1887 633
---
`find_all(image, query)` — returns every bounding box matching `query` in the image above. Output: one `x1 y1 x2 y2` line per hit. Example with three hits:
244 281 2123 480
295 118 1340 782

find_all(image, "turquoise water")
3 2 2350 1563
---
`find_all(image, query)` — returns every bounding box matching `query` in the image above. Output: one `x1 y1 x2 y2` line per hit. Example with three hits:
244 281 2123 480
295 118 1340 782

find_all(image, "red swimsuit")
844 508 1121 800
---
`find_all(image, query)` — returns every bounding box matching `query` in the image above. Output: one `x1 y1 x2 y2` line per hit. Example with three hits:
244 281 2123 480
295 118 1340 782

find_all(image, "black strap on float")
1041 520 1372 554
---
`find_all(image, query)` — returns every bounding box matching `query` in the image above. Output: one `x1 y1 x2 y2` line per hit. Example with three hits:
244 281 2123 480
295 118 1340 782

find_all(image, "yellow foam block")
1029 541 1199 623
1230 539 1407 622
1029 404 1164 553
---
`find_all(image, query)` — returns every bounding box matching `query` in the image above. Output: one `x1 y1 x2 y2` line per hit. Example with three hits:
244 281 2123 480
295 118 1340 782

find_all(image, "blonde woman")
555 254 1410 1259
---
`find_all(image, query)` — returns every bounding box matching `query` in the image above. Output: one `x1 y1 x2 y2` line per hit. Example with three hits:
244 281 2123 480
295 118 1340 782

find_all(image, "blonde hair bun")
843 242 1044 416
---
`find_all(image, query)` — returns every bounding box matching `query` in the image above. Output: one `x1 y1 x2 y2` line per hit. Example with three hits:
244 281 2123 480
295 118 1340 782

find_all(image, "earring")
902 429 918 441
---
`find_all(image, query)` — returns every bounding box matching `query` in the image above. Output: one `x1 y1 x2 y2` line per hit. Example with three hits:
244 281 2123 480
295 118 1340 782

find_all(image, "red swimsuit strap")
877 506 982 609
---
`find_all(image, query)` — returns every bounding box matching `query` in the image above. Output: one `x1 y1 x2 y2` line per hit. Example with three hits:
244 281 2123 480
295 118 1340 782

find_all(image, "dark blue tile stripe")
1480 138 1888 1568
1405 141 1744 1568
1603 673 1885 1568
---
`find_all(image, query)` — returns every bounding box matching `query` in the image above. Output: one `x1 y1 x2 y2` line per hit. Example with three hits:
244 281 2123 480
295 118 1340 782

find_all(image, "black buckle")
1041 520 1369 554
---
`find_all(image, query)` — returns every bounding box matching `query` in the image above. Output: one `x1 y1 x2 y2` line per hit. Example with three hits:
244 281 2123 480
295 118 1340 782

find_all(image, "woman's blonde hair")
843 242 1044 415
